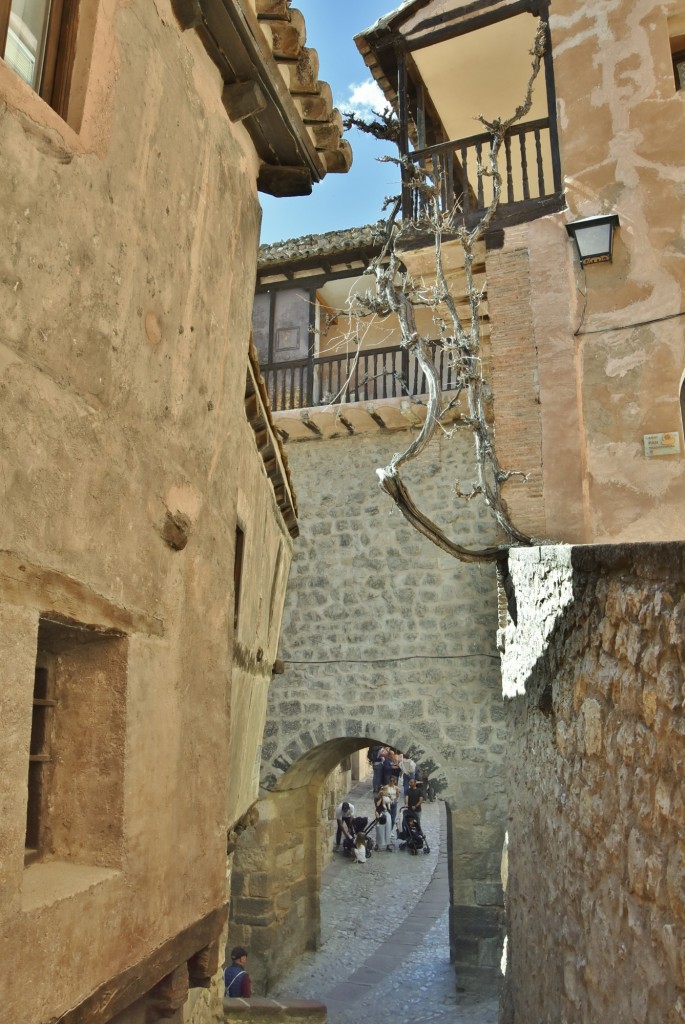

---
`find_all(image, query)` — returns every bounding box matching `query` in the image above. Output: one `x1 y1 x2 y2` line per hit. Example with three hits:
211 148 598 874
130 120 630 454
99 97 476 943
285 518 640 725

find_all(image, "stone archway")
231 429 509 995
229 722 505 996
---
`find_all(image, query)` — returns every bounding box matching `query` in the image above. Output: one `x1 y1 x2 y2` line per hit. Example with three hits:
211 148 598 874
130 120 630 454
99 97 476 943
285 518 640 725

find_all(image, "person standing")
399 754 417 795
372 747 387 793
405 778 423 825
374 787 393 851
385 776 401 828
224 947 252 998
380 749 396 788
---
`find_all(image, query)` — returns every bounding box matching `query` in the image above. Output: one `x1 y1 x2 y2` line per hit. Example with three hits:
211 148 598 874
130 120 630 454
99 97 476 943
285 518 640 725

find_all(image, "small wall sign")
643 432 681 457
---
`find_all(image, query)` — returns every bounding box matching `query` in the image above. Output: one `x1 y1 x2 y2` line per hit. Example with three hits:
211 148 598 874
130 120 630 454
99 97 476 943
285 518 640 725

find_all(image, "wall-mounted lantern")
566 214 620 265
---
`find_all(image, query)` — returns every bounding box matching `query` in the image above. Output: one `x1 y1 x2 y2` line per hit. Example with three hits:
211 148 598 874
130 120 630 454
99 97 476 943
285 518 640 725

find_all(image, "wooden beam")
188 940 221 989
146 965 189 1020
257 257 381 293
266 13 305 59
256 0 289 15
257 164 313 197
406 0 540 51
222 81 267 123
51 906 227 1024
320 141 353 174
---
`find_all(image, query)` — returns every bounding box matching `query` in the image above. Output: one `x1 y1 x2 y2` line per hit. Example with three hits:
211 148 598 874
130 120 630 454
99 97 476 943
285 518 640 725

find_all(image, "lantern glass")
574 223 611 261
566 214 619 265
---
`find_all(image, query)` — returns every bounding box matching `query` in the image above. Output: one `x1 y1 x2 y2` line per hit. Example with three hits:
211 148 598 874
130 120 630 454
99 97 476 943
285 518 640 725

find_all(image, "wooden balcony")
403 117 564 229
261 342 460 413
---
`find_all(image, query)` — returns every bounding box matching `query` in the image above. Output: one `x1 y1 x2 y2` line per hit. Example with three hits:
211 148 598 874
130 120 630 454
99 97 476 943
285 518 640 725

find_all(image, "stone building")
232 0 685 1015
0 2 350 1023
231 226 507 994
356 0 685 543
354 0 685 1020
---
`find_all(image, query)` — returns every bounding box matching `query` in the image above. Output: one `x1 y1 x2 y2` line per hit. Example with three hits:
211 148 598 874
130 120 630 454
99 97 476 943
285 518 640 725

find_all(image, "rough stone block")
474 882 504 907
454 904 503 938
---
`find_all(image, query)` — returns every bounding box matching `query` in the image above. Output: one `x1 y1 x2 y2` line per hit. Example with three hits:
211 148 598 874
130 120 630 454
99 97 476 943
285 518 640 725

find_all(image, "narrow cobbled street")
270 780 498 1024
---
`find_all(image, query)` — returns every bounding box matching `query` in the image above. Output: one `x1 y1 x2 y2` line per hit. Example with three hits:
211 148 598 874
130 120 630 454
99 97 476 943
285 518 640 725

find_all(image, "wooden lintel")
146 964 189 1020
222 80 267 123
257 164 313 198
188 940 221 989
169 0 203 29
52 905 227 1024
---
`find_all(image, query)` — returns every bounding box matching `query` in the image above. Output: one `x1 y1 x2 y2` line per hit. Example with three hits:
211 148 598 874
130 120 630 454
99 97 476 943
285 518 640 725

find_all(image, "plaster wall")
0 1 291 1021
486 0 685 544
549 0 685 542
393 0 685 544
248 429 507 992
500 542 685 1024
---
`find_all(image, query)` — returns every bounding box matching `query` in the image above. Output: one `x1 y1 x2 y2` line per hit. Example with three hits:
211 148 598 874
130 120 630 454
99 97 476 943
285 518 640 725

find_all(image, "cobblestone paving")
271 782 498 1024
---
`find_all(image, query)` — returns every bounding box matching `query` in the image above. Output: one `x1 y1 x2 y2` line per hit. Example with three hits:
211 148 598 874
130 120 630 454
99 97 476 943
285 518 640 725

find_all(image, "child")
352 832 367 864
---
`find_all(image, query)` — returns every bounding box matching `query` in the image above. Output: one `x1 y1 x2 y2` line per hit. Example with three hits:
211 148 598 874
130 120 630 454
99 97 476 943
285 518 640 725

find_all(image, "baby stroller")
342 815 374 858
397 808 430 855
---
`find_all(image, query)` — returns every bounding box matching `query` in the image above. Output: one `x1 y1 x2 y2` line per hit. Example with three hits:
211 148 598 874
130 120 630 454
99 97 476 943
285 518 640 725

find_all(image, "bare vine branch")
347 21 548 563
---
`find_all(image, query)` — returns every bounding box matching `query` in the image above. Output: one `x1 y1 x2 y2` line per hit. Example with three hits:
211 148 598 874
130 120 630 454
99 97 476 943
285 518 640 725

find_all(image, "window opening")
1 0 80 119
234 525 245 632
24 614 127 868
680 375 685 437
267 543 283 641
25 657 56 860
673 48 685 91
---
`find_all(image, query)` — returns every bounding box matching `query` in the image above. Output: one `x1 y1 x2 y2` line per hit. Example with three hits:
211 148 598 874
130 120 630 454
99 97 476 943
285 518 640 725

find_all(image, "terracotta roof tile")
258 222 388 267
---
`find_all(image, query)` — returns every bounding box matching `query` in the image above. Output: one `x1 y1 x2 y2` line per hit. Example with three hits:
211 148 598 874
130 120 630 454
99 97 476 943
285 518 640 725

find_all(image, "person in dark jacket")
224 947 252 998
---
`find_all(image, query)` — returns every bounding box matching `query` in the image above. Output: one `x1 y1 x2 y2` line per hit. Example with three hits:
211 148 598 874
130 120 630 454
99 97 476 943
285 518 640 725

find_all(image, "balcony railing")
403 117 563 225
262 343 460 412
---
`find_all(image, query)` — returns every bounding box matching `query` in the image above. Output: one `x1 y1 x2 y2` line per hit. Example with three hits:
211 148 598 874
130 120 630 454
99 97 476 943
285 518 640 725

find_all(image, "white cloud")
341 79 392 117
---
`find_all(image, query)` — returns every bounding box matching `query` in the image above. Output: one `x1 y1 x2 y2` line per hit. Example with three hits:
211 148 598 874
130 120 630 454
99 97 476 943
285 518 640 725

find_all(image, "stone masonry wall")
500 543 685 1024
254 428 508 992
229 785 321 993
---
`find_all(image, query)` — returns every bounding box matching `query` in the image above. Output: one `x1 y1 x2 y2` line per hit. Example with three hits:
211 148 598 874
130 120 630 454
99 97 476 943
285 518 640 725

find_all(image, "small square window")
1 0 80 119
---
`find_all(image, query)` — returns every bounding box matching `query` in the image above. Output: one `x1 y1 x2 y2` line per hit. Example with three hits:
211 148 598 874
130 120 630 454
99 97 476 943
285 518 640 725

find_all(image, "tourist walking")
224 947 252 998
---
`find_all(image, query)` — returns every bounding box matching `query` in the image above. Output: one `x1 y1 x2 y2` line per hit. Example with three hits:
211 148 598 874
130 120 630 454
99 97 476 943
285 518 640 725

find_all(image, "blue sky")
259 1 401 245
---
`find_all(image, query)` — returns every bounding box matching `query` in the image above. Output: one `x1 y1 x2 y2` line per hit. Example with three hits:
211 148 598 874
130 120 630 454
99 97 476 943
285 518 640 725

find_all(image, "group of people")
334 747 430 863
224 750 431 999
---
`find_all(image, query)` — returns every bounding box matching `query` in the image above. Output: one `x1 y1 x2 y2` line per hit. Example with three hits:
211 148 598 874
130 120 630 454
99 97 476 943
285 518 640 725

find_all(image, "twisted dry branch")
365 21 548 562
